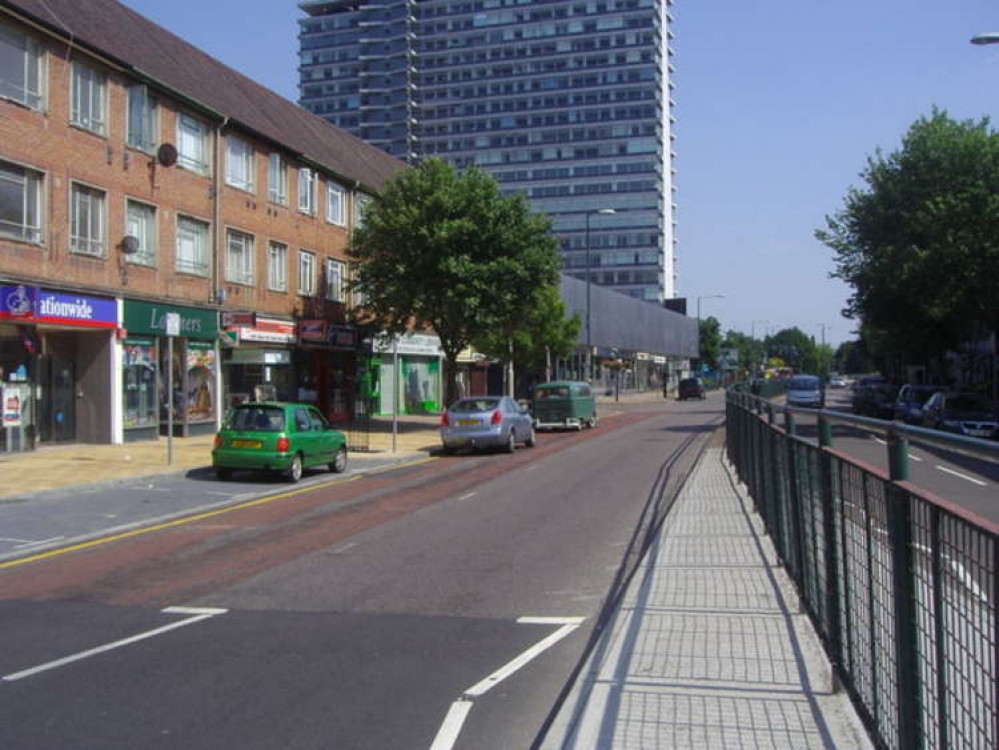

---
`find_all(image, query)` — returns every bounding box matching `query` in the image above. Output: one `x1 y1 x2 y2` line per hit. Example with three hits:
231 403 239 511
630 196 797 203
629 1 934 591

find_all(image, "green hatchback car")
531 381 597 430
212 402 348 483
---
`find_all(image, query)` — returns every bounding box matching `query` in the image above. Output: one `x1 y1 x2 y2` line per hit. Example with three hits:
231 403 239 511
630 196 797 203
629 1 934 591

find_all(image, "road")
0 396 723 749
787 389 999 524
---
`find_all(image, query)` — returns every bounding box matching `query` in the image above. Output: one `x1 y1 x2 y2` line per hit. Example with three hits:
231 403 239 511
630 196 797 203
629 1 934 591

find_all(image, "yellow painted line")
1 454 440 570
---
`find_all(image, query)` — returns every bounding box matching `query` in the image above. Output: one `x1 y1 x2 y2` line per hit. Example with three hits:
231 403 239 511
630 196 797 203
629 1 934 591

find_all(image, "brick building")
0 0 404 451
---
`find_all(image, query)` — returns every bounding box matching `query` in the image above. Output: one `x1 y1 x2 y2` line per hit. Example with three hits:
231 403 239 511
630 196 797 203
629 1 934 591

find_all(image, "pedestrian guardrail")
726 389 998 750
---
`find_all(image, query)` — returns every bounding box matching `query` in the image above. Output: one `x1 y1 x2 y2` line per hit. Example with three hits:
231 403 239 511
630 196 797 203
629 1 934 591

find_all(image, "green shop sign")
124 300 218 340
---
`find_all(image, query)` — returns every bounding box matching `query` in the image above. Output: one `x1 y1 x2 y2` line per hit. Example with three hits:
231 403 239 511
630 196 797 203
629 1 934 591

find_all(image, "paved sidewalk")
541 444 872 749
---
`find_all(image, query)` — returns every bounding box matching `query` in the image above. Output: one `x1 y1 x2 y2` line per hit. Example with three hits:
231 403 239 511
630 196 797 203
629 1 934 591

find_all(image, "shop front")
297 320 360 424
221 314 298 407
372 332 443 415
1 285 117 452
122 300 220 441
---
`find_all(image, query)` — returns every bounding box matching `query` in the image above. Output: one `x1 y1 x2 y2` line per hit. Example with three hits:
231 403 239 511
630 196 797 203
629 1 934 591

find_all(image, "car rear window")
535 386 570 399
788 377 820 390
228 406 285 431
451 398 500 413
680 378 700 387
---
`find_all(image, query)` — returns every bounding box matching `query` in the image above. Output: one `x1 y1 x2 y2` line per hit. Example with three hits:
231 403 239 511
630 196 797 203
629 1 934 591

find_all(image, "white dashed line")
458 492 477 502
935 465 988 487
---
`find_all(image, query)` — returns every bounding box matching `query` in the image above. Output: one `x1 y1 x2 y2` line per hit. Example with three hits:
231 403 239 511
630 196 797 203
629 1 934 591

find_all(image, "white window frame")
69 181 106 257
353 193 371 228
125 198 156 266
127 84 159 152
177 113 210 175
325 258 345 302
226 228 255 286
298 167 315 215
0 159 43 243
326 182 346 226
267 241 288 292
71 61 107 135
268 153 287 204
0 22 44 110
176 214 210 276
298 249 316 296
225 134 255 192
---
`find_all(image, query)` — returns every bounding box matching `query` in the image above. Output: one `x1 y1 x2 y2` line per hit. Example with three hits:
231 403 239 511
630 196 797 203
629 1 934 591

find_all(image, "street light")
585 208 616 380
751 319 769 340
971 32 999 45
696 294 724 322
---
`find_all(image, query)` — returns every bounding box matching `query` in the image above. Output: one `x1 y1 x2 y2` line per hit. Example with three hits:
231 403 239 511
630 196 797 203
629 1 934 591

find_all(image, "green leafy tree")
348 158 561 405
766 327 819 374
698 316 722 369
723 330 767 378
473 284 581 388
816 109 999 367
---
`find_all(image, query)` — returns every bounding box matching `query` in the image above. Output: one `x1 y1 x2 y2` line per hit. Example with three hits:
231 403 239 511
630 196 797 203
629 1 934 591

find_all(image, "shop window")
0 160 43 243
122 338 157 429
70 182 106 257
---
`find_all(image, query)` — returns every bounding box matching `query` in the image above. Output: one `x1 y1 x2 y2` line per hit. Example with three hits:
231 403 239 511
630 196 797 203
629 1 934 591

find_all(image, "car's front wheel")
329 445 347 474
285 454 303 483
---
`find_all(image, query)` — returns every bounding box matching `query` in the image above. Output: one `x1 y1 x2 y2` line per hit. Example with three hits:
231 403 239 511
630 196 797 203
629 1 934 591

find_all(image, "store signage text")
0 286 116 328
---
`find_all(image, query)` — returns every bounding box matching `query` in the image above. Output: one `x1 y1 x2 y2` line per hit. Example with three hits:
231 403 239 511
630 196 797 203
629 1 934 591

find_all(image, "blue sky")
122 0 999 348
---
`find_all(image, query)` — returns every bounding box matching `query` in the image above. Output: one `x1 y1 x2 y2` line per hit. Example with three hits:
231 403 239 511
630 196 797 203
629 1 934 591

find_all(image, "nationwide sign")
0 286 116 328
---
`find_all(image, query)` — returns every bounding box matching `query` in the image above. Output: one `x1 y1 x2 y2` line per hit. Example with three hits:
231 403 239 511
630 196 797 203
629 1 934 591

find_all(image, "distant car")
677 377 706 401
212 402 348 482
852 382 898 418
892 384 942 425
440 396 535 453
531 381 597 429
828 375 847 389
921 392 999 439
786 375 824 408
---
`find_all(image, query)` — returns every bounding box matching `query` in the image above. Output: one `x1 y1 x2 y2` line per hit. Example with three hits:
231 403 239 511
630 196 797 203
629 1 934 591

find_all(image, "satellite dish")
157 142 178 167
122 235 140 254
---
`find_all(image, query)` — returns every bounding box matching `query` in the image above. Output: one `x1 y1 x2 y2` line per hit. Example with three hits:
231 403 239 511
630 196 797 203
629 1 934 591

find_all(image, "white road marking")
935 465 987 487
523 465 538 472
331 542 358 555
0 537 39 544
2 606 228 682
458 492 477 502
909 454 923 462
13 536 66 549
429 616 584 750
872 437 887 445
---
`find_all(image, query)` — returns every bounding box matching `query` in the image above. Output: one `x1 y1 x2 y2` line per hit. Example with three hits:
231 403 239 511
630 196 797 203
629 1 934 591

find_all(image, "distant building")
298 0 677 305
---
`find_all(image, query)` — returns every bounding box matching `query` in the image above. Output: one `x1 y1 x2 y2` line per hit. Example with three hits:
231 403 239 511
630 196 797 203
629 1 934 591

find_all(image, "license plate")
458 419 480 426
232 439 262 448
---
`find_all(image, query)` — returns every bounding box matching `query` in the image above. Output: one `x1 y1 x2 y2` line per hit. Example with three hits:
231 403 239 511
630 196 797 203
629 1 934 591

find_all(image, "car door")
292 407 317 466
308 407 336 462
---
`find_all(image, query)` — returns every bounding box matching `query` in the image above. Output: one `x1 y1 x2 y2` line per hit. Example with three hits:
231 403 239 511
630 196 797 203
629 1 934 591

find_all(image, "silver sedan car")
440 396 536 454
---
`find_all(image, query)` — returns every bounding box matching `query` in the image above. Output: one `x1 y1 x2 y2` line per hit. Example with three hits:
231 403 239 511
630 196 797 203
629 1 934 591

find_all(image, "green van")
531 381 597 430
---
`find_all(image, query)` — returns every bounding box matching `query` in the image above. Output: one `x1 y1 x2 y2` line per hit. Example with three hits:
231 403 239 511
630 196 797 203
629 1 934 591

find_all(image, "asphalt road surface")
0 396 724 750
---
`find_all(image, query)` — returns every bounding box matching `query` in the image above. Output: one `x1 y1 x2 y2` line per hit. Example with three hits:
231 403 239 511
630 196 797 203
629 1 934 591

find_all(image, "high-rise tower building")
298 0 676 303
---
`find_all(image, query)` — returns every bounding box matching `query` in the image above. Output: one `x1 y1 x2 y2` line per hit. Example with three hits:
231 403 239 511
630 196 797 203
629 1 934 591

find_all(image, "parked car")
212 402 348 482
828 375 847 389
892 384 942 425
852 383 898 419
531 381 597 430
786 375 825 408
921 392 999 439
440 396 535 453
678 377 707 401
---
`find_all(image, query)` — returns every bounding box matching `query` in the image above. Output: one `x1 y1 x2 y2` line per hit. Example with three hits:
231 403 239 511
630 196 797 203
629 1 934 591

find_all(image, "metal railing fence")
726 389 998 750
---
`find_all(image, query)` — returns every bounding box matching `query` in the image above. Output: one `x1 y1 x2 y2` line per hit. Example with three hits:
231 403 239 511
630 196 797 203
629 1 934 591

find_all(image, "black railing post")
767 404 785 555
785 411 805 590
818 413 841 687
886 425 922 749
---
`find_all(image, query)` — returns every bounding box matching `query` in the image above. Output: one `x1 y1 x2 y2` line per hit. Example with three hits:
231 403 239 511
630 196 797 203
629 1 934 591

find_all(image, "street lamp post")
696 294 724 322
584 208 615 381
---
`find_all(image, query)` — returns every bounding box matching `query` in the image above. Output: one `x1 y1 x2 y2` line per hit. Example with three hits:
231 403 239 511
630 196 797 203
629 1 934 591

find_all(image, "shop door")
41 354 76 443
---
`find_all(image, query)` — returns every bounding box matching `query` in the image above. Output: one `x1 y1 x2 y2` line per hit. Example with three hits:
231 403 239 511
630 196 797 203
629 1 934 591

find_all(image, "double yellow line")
1 456 436 571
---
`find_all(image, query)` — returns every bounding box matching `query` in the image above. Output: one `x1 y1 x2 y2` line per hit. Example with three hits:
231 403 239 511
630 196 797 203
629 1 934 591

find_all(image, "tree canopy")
816 109 999 365
348 158 562 404
765 327 820 374
698 316 722 369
